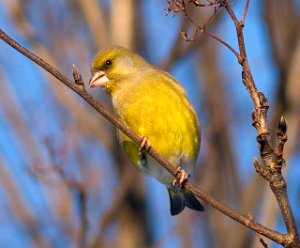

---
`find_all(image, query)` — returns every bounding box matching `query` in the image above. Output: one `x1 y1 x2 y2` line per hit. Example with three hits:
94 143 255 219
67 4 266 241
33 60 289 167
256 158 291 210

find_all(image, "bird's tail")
168 188 204 215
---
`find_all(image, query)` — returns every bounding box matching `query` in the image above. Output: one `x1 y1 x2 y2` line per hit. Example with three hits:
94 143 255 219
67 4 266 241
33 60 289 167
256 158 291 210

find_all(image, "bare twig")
179 0 240 59
241 0 250 26
0 28 292 246
257 234 269 248
201 29 240 58
165 0 222 15
161 1 225 70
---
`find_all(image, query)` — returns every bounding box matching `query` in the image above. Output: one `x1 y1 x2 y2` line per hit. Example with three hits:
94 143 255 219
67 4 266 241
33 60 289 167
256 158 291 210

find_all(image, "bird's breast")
112 76 200 169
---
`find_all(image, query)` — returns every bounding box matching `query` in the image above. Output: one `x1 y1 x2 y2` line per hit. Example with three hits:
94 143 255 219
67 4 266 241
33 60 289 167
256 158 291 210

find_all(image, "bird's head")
89 46 148 94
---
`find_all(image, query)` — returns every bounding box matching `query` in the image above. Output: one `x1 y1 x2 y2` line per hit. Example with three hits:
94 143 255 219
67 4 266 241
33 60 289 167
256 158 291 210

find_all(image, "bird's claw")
139 136 151 155
172 167 188 188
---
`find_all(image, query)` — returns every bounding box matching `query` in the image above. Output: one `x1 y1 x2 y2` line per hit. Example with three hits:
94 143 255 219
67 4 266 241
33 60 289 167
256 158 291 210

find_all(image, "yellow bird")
89 47 204 215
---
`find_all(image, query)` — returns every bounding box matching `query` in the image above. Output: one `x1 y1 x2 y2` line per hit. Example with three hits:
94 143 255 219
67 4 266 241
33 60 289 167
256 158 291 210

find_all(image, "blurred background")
0 0 299 247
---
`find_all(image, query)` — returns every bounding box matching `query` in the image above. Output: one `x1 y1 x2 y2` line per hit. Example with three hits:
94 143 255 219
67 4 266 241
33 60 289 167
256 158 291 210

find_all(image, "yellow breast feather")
113 69 200 168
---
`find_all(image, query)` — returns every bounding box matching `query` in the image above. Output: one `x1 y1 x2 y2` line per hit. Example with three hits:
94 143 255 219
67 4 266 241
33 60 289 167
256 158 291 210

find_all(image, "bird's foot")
139 136 152 156
172 167 188 188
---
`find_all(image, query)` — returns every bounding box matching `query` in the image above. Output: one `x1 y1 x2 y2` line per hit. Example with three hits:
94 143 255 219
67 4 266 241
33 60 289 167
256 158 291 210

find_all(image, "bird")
89 46 204 215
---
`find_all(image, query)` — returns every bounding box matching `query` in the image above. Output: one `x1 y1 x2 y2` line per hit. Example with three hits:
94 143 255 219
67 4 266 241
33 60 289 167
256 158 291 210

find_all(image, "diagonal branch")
0 28 290 246
202 28 240 58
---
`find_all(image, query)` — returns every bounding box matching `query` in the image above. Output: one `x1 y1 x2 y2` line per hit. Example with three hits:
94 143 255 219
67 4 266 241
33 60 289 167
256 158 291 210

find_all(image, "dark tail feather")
168 188 204 215
168 189 185 215
183 189 205 211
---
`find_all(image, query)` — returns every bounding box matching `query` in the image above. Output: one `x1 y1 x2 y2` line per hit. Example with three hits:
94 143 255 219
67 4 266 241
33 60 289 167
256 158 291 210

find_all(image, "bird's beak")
89 71 109 88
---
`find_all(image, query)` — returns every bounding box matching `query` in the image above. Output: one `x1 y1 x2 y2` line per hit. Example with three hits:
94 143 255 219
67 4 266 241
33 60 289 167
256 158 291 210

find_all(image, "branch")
220 1 300 247
179 0 240 60
0 28 290 245
201 28 240 58
241 0 250 26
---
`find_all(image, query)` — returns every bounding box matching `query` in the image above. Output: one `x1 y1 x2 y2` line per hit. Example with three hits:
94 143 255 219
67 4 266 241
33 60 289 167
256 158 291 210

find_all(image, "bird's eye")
105 60 112 66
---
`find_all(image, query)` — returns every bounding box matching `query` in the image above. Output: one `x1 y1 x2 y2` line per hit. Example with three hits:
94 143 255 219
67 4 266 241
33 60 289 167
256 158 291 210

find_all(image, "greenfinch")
89 47 204 215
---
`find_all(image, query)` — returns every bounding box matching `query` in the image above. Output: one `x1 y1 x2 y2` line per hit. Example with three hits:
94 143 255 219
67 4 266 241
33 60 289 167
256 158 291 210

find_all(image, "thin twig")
181 1 240 59
241 0 250 26
202 28 240 58
257 234 269 248
222 0 239 26
0 28 291 246
161 1 224 70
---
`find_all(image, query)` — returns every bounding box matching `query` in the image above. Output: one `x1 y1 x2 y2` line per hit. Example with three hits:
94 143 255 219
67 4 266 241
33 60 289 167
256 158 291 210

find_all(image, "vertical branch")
222 1 260 110
221 1 300 247
241 0 250 25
